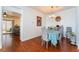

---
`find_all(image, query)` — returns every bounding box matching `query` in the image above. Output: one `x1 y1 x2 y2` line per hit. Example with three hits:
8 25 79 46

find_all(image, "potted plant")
70 32 75 36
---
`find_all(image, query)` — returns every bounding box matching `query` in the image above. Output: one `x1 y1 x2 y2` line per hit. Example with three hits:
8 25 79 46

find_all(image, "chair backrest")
60 26 64 35
41 27 49 41
66 27 72 33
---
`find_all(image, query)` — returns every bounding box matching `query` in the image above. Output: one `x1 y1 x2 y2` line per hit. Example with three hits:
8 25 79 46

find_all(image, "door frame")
1 6 23 48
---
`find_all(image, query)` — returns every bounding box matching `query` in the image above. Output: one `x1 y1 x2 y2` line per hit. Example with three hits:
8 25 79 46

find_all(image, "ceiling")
3 11 21 19
31 6 75 14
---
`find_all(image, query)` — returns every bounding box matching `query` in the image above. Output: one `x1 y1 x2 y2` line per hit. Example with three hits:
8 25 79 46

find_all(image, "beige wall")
14 16 20 26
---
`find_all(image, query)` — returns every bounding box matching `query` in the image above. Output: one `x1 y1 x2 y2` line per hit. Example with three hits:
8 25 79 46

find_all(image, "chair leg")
51 41 52 47
59 40 62 49
42 40 44 46
46 41 48 49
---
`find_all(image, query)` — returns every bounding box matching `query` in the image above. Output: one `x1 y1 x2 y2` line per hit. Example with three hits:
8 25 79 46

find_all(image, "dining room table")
47 28 60 46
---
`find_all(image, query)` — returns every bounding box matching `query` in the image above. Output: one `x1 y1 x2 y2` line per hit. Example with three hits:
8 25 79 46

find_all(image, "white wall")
21 7 45 41
0 7 2 48
46 8 77 36
2 6 46 42
45 15 57 27
75 7 79 49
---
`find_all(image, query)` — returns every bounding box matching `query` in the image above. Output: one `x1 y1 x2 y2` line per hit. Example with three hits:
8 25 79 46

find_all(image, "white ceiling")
7 11 21 17
31 6 75 14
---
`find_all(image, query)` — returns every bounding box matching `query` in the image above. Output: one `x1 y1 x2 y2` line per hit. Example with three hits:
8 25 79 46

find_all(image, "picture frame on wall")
37 16 42 26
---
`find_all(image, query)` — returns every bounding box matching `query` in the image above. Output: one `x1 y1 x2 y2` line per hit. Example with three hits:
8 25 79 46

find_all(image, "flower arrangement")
70 32 75 36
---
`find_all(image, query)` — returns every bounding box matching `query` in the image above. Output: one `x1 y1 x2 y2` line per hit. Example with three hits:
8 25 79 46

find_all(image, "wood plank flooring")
0 36 79 52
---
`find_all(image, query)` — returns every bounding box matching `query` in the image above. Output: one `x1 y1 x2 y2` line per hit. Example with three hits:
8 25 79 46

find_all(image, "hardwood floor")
0 35 79 52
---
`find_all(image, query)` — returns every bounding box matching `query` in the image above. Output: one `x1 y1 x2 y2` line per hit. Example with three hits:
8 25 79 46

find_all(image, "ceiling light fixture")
51 6 53 8
51 6 58 8
3 12 7 17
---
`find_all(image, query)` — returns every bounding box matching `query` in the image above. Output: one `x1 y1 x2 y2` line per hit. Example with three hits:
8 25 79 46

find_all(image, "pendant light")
3 12 7 17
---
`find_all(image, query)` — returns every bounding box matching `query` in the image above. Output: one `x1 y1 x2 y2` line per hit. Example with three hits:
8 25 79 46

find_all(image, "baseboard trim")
22 36 41 42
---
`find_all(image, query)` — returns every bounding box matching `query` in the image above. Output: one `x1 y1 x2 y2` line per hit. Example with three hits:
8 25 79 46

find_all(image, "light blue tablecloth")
48 30 58 46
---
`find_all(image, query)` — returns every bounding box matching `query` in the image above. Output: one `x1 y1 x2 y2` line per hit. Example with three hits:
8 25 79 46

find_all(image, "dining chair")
60 26 64 38
66 27 76 45
41 27 49 48
55 26 64 48
65 27 72 42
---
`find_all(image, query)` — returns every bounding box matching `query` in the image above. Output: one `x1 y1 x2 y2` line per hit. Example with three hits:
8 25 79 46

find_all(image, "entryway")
2 7 21 50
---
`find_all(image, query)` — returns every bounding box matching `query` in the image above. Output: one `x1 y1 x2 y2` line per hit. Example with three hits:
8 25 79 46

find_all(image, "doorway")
2 9 21 49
